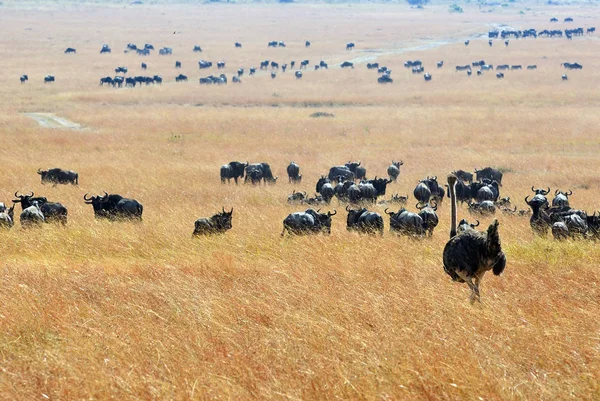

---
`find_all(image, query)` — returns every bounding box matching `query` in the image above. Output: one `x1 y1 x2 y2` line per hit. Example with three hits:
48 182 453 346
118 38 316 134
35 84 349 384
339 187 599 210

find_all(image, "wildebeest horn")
14 191 21 198
27 191 34 197
399 161 404 165
433 176 437 181
316 209 321 213
566 190 572 196
357 161 361 166
384 208 394 216
101 191 109 202
222 207 225 213
544 187 550 195
525 195 531 205
531 186 535 192
346 205 351 211
83 193 93 201
473 220 480 227
416 202 424 210
554 189 559 195
230 208 233 213
302 191 307 196
511 206 517 212
431 199 438 211
328 210 337 216
37 168 42 174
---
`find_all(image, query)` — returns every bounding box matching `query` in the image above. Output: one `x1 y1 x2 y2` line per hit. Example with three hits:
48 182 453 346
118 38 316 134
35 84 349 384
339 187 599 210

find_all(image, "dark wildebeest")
305 41 311 47
387 161 403 182
345 161 366 180
100 77 114 86
346 42 355 50
12 191 67 225
235 42 242 48
287 161 302 183
193 208 233 235
175 61 182 68
328 166 354 182
193 45 202 52
552 189 572 208
245 163 277 184
287 190 307 204
417 201 439 236
44 75 55 83
496 72 505 79
220 161 247 184
20 75 29 83
385 208 425 237
83 192 143 221
475 167 503 185
64 47 76 54
295 71 303 79
175 74 188 82
141 62 147 70
346 206 384 235
452 170 473 183
38 168 78 186
281 209 336 236
341 61 354 69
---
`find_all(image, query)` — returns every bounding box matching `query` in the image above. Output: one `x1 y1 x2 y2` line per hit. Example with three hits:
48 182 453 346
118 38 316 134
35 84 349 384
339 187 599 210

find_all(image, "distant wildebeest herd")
18 22 594 87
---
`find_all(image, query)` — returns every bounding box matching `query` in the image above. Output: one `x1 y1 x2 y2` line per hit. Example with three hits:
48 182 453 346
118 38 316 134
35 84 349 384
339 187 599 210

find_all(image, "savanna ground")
0 2 599 400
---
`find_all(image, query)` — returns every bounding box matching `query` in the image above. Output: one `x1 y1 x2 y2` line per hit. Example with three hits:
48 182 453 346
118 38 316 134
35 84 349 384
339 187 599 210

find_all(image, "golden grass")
0 4 599 400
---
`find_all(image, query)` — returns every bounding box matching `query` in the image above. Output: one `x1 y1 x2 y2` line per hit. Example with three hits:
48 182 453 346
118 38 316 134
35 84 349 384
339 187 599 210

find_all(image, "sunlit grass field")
0 3 599 400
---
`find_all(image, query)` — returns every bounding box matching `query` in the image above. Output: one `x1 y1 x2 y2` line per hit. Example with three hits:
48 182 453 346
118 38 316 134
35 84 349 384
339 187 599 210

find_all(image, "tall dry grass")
0 4 599 400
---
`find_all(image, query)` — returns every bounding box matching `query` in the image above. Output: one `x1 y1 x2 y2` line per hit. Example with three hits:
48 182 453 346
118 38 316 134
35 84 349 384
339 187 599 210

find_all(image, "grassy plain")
0 3 599 400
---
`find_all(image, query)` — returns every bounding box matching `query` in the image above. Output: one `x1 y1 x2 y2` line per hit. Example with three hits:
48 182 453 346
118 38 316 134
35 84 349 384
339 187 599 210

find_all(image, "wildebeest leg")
281 224 287 237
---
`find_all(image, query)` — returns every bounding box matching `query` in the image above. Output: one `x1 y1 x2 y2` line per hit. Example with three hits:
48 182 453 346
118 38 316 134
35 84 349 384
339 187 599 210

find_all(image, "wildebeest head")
532 186 550 196
37 168 49 182
316 176 331 193
84 192 110 215
346 206 367 226
215 207 233 230
367 177 393 196
345 161 361 173
307 208 337 232
13 191 47 210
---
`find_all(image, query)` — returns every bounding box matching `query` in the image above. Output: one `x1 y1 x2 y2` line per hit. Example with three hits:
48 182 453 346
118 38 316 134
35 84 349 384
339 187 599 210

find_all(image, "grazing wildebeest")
424 73 432 81
464 40 470 46
141 62 147 70
220 161 247 184
193 45 202 52
319 60 328 69
271 61 279 69
100 44 111 54
20 75 28 83
455 65 470 72
475 167 503 185
287 161 301 183
38 168 78 186
193 208 233 236
562 74 568 81
437 61 444 68
496 72 504 79
235 42 242 48
295 71 303 79
444 175 506 303
175 61 182 68
527 65 537 70
153 75 162 84
550 17 558 22
385 208 425 237
44 75 55 83
281 209 336 236
115 66 128 74
511 65 522 70
175 74 188 82
378 75 393 84
271 72 276 79
346 206 384 235
346 42 355 50
83 192 143 221
305 41 311 47
564 17 573 22
387 161 403 182
64 47 76 54
232 76 241 83
341 61 354 69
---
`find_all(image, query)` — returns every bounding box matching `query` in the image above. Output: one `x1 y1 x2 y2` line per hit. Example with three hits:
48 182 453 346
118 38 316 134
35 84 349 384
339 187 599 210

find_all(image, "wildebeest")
345 161 366 180
346 42 355 50
295 71 303 79
328 166 354 182
175 61 182 68
37 168 78 186
287 161 302 183
20 75 28 84
193 45 202 52
220 161 247 184
217 61 225 69
378 75 393 84
271 72 277 79
527 65 537 70
385 208 425 237
281 209 336 236
387 161 403 182
437 61 444 68
414 182 431 205
100 44 111 54
64 47 76 54
562 74 568 81
475 167 503 185
468 201 496 216
452 170 473 183
455 65 470 71
287 190 307 204
115 66 128 74
417 201 439 236
319 60 328 69
0 205 15 229
193 208 233 236
305 41 311 47
444 175 506 303
245 163 277 184
464 40 470 46
141 62 147 70
552 189 572 208
44 75 55 83
424 73 432 81
346 206 384 235
232 76 241 83
175 74 188 82
341 61 354 69
20 201 45 228
235 42 242 48
496 72 505 79
83 192 143 221
12 191 67 225
159 47 173 55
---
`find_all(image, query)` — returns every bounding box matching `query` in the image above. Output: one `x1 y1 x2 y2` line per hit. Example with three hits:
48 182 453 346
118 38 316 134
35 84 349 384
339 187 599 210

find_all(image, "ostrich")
443 175 506 303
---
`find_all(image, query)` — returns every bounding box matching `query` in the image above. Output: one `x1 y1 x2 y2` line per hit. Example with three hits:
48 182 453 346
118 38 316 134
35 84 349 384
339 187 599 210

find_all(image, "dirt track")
24 113 82 129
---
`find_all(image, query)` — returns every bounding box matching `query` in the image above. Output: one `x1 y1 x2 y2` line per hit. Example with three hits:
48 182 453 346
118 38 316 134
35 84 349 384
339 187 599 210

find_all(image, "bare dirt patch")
24 112 82 129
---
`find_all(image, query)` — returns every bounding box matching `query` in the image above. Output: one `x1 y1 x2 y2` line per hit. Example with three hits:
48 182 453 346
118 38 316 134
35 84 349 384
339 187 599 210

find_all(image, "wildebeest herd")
17 21 595 87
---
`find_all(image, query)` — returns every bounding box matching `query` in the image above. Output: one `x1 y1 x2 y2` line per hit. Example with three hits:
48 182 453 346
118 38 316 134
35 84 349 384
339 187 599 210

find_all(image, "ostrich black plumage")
443 175 506 302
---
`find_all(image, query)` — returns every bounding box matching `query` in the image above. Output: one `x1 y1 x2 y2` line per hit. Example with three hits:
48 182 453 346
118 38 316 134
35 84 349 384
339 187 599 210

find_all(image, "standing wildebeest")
100 44 111 54
346 42 355 50
20 75 29 83
245 163 277 184
295 71 303 79
38 168 78 186
44 75 55 83
64 47 76 54
12 191 67 225
175 61 182 68
414 182 431 205
552 189 572 208
417 201 439 236
193 208 233 235
83 192 143 221
444 175 506 303
235 42 242 48
341 61 354 69
475 167 503 185
305 41 311 47
193 45 202 52
141 62 147 70
345 161 366 180
562 74 568 81
0 204 15 229
175 74 188 82
387 161 403 182
287 161 301 183
220 161 247 184
281 209 336 236
20 201 45 228
385 208 425 237
346 206 384 235
328 166 354 182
